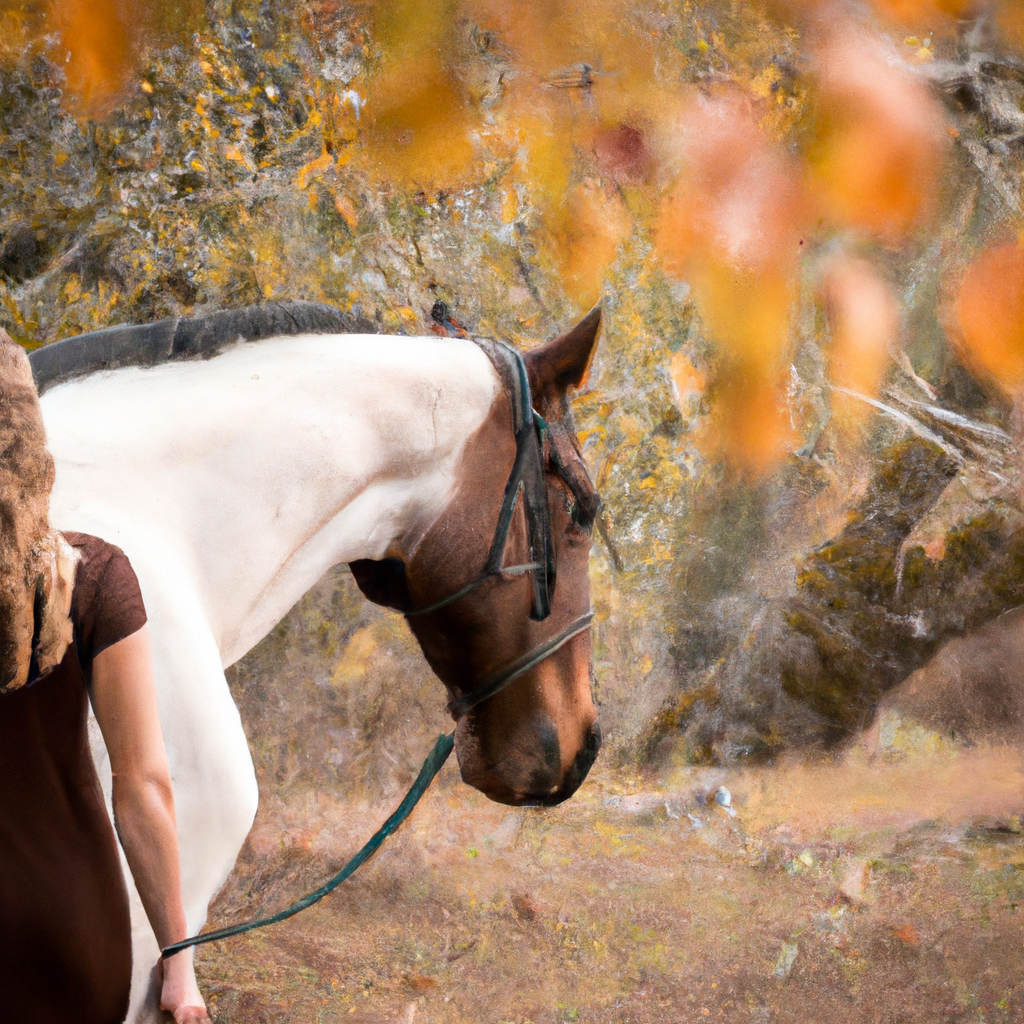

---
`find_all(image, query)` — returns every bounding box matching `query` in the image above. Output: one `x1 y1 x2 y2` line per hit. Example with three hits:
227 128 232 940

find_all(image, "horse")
30 300 604 1022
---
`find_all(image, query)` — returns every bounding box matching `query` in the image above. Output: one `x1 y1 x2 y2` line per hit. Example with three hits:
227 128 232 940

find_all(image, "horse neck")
42 333 502 665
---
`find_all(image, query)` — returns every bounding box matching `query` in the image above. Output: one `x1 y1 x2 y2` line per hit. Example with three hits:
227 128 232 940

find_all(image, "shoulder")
63 532 147 663
63 531 133 599
63 530 126 572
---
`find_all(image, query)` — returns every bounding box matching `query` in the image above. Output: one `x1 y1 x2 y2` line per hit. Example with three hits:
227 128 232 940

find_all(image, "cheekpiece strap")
407 340 555 621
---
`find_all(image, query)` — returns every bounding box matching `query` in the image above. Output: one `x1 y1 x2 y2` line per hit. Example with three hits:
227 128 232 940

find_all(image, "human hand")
159 950 212 1023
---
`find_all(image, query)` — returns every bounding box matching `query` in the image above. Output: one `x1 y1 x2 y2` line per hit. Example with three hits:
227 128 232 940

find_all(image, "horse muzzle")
455 716 602 807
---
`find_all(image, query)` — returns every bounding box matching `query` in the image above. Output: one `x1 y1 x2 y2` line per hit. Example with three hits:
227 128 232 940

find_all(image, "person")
0 329 209 1024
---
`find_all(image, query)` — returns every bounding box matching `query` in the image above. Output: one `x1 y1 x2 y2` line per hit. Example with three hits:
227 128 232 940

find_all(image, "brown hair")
0 329 56 691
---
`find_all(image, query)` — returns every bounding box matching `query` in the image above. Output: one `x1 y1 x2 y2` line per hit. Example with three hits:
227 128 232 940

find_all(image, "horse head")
351 309 603 806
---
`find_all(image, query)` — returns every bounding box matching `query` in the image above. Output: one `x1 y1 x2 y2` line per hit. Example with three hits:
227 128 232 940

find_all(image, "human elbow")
111 766 175 814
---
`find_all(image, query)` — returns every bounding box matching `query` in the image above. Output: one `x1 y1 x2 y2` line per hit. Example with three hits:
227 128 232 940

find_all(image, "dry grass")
195 740 1024 1023
200 572 1024 1022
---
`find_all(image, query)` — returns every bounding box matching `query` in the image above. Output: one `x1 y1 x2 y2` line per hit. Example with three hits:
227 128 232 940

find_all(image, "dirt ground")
194 740 1024 1024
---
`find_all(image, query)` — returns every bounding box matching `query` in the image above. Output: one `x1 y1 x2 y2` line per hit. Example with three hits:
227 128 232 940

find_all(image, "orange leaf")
543 179 630 306
952 240 1024 391
809 30 948 241
654 91 807 472
822 256 898 400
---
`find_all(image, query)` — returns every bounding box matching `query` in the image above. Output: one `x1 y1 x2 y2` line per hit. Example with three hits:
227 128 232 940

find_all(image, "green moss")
780 440 1024 736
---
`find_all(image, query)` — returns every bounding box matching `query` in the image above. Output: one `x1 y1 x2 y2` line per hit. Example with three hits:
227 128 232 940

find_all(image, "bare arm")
91 624 209 1023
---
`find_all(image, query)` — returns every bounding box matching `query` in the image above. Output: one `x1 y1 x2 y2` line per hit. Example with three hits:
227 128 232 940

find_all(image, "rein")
161 732 455 958
160 609 593 959
161 343 595 960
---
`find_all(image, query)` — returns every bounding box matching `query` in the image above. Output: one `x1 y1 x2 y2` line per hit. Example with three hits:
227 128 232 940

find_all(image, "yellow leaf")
63 277 83 303
750 64 781 100
330 627 377 688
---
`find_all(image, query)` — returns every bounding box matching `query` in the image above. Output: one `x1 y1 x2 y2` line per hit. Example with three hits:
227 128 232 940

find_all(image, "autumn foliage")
25 0 1024 469
953 240 1024 390
654 93 807 468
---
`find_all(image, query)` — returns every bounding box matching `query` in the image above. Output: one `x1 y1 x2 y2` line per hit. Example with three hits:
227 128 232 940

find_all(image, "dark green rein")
161 342 595 959
161 733 454 958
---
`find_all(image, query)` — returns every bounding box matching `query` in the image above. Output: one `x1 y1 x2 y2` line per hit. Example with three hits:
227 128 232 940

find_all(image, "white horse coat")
40 332 501 1022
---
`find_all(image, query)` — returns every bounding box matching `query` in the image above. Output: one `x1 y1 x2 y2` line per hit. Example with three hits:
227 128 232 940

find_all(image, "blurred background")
8 1 1024 1019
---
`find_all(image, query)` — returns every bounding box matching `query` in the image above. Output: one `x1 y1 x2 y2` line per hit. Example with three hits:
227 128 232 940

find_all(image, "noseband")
405 341 595 719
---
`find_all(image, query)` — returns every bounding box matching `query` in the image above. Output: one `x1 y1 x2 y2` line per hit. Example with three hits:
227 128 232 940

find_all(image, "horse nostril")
538 721 601 806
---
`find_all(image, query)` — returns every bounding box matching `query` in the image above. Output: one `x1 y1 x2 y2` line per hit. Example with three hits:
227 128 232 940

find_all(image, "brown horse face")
443 456 601 807
351 310 603 806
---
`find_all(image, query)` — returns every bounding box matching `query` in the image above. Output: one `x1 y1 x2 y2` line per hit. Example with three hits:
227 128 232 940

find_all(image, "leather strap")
447 611 594 719
405 343 554 622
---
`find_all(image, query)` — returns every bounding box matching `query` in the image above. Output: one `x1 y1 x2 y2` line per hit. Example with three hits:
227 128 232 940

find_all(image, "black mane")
28 301 375 394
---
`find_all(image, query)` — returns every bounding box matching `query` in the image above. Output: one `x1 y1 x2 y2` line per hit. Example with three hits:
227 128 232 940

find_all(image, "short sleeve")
65 533 148 675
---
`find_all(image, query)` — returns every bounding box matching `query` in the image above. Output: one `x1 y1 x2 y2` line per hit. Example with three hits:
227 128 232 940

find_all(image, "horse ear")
525 306 602 401
349 558 413 612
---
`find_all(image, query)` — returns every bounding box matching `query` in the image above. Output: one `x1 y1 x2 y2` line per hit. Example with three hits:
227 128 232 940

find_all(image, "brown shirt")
0 532 147 1024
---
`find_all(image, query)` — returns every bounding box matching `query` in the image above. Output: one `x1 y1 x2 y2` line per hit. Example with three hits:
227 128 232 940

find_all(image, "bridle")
404 340 595 719
160 338 600 960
